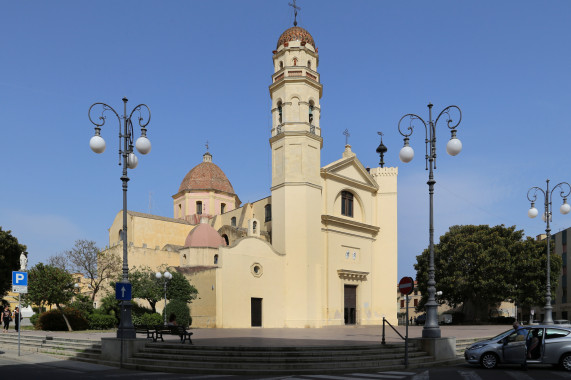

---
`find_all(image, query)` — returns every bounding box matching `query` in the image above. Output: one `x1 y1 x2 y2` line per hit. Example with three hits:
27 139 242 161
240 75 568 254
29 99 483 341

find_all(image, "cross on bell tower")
289 0 301 26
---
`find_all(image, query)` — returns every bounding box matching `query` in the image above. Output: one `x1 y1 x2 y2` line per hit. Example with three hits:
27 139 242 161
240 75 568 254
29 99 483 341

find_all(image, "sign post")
12 271 28 356
399 276 415 368
115 282 133 368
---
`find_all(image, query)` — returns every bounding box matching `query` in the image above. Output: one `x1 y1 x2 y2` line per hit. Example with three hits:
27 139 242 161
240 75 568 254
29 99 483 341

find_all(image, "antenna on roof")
288 0 300 26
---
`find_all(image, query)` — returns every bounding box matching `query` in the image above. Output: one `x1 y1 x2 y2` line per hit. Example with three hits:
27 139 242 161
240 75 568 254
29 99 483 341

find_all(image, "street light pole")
156 271 172 325
397 103 462 339
88 98 152 339
527 179 571 324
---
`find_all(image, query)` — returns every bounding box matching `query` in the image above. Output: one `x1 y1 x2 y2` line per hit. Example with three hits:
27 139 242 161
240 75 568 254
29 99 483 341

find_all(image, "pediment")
321 155 378 192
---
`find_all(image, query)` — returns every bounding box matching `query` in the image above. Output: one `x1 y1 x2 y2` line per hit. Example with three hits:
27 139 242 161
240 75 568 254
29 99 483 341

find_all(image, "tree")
126 266 198 313
0 228 26 297
414 224 561 322
48 240 121 303
26 263 76 331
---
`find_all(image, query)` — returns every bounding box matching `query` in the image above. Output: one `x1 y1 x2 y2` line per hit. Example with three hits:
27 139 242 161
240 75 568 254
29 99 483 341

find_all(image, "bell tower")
269 24 324 327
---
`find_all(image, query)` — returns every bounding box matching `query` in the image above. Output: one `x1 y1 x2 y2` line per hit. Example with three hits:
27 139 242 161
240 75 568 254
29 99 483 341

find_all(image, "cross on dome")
288 0 301 26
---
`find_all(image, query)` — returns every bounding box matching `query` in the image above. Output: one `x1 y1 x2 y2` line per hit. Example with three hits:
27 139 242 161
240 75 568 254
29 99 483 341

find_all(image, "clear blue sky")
2 1 570 280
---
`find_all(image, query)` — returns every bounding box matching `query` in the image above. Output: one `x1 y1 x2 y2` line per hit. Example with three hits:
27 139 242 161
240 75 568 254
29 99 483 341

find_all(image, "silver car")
464 325 571 370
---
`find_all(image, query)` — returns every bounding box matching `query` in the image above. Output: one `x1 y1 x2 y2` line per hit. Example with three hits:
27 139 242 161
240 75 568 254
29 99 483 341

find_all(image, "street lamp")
527 179 571 324
88 97 152 339
156 271 172 325
397 103 462 339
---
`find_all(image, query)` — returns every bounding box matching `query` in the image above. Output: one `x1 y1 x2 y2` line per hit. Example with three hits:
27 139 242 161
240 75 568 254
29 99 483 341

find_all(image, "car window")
545 328 570 339
506 329 528 343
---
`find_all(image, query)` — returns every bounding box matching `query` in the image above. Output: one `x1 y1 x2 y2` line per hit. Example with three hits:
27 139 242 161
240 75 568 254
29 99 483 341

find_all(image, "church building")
103 22 398 328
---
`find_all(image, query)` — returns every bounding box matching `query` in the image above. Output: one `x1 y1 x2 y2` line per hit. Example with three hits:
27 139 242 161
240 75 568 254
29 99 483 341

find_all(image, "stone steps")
0 334 101 359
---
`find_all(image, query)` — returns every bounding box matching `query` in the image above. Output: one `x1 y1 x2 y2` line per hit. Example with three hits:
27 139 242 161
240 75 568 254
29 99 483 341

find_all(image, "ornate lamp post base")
117 300 136 339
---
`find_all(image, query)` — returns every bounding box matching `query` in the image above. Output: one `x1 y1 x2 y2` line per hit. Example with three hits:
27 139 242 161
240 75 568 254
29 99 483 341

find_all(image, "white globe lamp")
528 207 538 219
561 202 571 215
399 145 414 163
127 153 138 169
136 136 152 155
89 135 106 154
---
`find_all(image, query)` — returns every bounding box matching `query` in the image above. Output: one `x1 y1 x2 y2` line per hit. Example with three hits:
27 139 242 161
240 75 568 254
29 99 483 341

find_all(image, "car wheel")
560 353 571 371
480 353 498 369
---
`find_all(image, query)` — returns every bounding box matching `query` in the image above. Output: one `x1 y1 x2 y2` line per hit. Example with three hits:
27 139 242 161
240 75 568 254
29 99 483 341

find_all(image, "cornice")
321 215 380 235
337 269 369 281
321 171 378 193
269 131 323 147
271 182 322 191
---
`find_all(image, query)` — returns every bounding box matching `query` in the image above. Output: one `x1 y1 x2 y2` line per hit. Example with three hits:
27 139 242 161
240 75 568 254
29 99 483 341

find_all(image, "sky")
2 1 571 280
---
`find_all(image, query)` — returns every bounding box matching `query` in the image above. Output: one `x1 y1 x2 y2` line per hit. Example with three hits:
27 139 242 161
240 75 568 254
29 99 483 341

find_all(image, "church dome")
184 221 227 248
277 26 315 49
178 152 236 195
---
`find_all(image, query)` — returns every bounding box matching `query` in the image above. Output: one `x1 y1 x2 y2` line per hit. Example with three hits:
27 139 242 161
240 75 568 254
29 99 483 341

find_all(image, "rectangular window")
400 300 404 308
265 204 272 222
564 230 568 245
414 299 418 307
221 203 226 214
196 201 202 215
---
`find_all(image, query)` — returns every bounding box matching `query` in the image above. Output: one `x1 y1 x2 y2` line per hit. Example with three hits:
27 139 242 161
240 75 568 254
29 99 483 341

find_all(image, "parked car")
415 314 426 325
465 325 571 370
439 314 452 325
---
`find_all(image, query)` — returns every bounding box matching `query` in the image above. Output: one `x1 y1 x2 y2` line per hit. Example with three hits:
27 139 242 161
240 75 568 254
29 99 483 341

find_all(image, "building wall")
108 211 194 249
216 237 285 327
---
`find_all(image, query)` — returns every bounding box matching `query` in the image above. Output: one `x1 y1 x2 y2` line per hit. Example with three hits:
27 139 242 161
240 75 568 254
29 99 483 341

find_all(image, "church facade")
103 24 398 328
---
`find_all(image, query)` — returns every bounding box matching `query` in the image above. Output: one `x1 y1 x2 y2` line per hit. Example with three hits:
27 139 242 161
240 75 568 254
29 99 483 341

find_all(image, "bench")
134 325 156 341
155 325 193 344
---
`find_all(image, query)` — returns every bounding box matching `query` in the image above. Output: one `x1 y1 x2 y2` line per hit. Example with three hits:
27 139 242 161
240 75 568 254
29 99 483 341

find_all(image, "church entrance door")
251 298 262 327
344 285 357 325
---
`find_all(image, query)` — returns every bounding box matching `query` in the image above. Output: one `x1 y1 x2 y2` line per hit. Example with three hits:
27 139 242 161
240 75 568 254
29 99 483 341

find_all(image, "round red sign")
399 276 414 295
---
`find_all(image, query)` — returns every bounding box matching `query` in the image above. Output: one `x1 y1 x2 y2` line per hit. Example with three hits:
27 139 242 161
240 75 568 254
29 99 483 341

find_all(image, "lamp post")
88 98 152 339
397 103 462 339
156 271 172 325
527 180 571 324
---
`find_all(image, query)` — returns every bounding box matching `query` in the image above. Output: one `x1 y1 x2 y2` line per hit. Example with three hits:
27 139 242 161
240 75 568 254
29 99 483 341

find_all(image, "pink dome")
184 223 227 248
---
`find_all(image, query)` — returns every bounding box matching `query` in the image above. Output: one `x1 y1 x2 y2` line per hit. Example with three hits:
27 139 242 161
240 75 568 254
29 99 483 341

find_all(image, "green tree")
48 240 121 303
126 266 198 313
0 228 26 297
414 225 561 322
26 263 76 331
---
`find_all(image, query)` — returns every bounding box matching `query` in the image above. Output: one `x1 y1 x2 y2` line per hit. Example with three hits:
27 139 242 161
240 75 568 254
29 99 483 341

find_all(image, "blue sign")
115 282 132 301
12 271 27 286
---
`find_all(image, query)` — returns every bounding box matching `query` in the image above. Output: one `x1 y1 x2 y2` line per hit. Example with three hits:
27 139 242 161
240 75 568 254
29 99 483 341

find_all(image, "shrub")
489 316 515 325
37 308 89 331
165 299 191 327
88 313 117 330
135 312 163 326
68 294 94 318
29 313 39 328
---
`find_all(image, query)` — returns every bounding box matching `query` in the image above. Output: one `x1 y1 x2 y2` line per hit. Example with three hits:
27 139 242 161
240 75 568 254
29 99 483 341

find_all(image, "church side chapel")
101 15 398 328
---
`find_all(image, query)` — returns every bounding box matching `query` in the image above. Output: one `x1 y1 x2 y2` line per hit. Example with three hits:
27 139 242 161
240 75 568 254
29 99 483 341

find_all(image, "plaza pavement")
2 323 511 346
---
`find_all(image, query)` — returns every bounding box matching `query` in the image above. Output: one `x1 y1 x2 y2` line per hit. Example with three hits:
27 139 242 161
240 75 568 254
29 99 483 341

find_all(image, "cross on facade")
288 0 301 26
205 140 209 151
343 129 350 145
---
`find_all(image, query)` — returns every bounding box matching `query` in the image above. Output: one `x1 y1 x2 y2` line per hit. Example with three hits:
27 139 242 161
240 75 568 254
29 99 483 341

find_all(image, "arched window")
307 60 311 69
293 57 298 66
178 204 182 218
222 234 229 246
309 101 314 124
231 217 237 227
253 221 258 234
221 203 226 214
265 204 272 222
341 191 354 217
196 201 203 215
214 254 219 264
279 61 284 69
277 101 283 124
119 229 123 241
